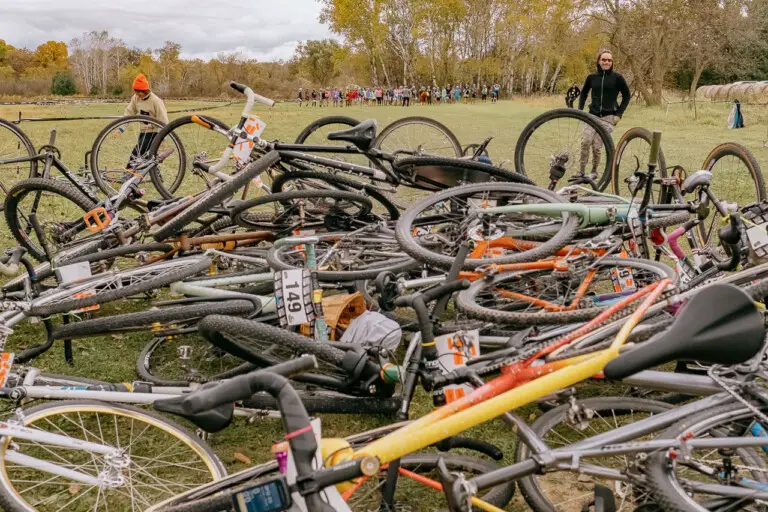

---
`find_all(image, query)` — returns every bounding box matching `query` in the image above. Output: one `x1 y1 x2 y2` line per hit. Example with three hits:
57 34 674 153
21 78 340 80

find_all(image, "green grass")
0 96 765 510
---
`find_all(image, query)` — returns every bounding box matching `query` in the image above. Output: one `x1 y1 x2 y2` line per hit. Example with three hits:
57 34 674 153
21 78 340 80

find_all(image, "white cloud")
0 0 335 61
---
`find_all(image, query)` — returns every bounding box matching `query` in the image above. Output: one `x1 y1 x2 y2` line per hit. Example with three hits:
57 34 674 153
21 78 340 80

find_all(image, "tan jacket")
125 92 169 132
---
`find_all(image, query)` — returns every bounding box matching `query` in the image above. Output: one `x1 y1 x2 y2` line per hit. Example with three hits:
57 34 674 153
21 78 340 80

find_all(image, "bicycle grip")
648 131 662 168
229 81 247 94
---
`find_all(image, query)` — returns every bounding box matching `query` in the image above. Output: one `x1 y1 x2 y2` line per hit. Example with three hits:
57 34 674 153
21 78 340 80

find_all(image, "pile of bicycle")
1 81 768 511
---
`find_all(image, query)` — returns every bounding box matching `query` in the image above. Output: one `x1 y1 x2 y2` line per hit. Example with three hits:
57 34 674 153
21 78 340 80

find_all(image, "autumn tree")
293 39 343 85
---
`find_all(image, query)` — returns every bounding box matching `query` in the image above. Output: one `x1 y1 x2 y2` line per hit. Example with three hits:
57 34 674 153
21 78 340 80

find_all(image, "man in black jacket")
565 83 580 108
578 50 630 177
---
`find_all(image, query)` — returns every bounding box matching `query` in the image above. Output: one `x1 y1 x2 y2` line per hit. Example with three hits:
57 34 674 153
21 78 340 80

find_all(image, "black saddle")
327 119 377 151
681 170 713 194
604 283 765 380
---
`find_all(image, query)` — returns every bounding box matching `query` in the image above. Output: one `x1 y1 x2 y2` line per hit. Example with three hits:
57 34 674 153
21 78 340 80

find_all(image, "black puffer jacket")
578 58 630 118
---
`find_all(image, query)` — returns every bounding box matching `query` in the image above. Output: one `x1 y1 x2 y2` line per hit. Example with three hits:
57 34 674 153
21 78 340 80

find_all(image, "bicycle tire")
294 115 361 143
392 155 536 189
152 151 281 242
0 399 226 512
611 127 668 197
64 242 174 266
372 116 462 158
90 115 184 196
148 115 231 199
394 182 580 270
198 314 346 367
230 188 374 232
514 108 615 190
455 257 677 325
4 177 97 261
30 256 212 317
0 118 37 209
645 401 768 511
699 142 766 246
516 396 673 512
53 299 257 339
241 392 402 415
270 169 400 219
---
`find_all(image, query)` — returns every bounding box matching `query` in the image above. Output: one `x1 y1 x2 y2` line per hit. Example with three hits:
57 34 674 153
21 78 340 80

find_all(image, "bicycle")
147 277 768 512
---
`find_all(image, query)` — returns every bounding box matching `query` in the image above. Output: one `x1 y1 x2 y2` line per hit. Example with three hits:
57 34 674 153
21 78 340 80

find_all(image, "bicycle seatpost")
639 131 662 214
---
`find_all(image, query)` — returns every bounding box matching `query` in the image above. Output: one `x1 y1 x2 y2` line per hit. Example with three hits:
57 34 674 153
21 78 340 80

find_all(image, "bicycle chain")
708 368 768 427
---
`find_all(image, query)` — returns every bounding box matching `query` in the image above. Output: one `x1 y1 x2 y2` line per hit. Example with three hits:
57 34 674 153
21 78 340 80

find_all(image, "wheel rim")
94 118 182 200
376 120 461 159
0 403 223 511
520 401 667 512
519 114 612 189
12 189 92 258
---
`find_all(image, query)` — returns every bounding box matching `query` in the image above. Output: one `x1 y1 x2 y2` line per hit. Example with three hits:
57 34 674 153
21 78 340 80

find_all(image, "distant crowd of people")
296 84 502 107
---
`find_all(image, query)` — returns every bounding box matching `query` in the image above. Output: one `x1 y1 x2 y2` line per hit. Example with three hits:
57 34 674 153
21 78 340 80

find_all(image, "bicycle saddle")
681 170 713 194
604 283 765 380
326 119 377 151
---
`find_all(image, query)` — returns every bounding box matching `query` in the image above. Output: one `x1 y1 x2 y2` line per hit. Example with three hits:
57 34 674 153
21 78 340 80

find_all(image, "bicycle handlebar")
229 81 275 114
154 355 317 415
0 247 26 277
393 279 470 308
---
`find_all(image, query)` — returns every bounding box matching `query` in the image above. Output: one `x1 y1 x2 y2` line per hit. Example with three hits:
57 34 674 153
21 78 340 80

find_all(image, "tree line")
2 1 768 104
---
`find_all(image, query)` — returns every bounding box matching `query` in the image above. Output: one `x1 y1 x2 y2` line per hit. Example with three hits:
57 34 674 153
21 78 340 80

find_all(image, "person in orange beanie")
124 73 169 171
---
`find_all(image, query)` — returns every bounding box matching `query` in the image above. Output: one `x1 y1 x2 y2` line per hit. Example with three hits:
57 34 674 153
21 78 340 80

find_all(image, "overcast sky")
0 0 335 61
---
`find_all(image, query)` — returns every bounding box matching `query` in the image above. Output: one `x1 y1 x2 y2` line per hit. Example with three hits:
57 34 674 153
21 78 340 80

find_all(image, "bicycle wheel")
372 116 462 159
138 331 255 386
148 115 232 199
29 255 212 317
646 402 768 511
271 169 400 219
197 315 353 386
53 299 258 339
294 116 361 144
698 142 765 249
0 400 226 512
455 257 676 325
394 182 580 270
515 109 615 190
266 231 418 281
4 178 97 261
0 118 36 209
516 397 674 512
611 127 668 198
230 189 374 234
90 115 184 197
152 151 281 242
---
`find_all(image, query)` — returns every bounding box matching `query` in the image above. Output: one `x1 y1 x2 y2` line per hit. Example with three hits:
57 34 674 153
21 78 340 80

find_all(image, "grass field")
0 96 766 510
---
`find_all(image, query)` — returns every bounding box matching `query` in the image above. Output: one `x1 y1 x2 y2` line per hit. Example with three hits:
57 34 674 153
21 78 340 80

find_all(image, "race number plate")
232 116 267 164
434 330 480 403
0 352 15 387
275 269 313 327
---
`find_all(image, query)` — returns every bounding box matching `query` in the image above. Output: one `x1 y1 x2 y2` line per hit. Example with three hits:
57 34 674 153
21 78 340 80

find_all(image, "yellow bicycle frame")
340 279 671 507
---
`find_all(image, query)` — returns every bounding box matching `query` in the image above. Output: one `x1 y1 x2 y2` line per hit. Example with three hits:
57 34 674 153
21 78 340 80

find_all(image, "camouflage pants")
580 115 618 176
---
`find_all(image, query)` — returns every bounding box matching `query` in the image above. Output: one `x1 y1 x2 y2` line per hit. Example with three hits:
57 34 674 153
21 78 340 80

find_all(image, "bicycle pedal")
83 207 112 233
